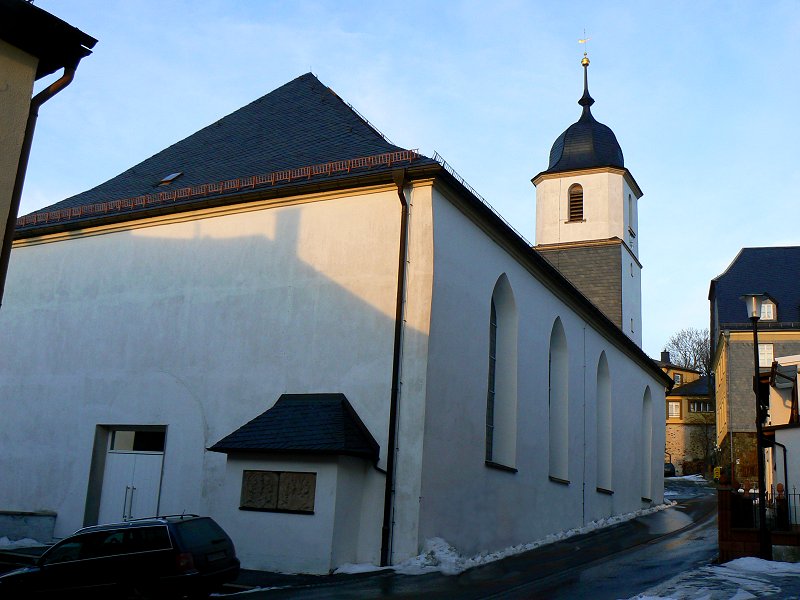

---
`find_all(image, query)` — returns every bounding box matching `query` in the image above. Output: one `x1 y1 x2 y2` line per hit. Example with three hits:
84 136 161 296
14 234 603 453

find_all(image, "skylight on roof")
157 172 183 186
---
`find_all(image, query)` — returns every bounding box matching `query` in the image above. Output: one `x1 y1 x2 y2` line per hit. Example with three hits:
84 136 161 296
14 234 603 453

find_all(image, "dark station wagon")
0 514 240 599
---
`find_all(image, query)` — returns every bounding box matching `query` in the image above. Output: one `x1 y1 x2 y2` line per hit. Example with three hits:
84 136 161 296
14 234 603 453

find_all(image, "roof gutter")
381 168 409 567
0 64 77 308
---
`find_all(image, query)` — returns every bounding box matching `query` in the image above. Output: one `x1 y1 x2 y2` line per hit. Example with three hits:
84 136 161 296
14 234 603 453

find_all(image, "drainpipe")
380 169 410 567
0 64 78 308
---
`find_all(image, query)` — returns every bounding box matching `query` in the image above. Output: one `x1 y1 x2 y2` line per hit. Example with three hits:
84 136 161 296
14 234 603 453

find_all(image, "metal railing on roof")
17 149 421 228
344 100 394 145
431 151 532 246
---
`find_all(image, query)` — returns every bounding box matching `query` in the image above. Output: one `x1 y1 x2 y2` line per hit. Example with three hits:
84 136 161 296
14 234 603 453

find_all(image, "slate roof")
540 63 624 176
208 393 380 461
668 375 711 397
18 72 435 231
710 247 800 328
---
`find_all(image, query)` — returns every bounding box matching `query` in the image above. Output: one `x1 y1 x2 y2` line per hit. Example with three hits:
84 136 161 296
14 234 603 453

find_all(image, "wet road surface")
236 477 718 599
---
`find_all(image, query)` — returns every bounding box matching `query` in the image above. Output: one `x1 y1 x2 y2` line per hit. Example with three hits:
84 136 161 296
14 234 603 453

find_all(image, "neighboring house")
666 376 714 475
655 350 703 390
0 63 669 574
710 246 800 488
654 352 713 476
0 0 95 305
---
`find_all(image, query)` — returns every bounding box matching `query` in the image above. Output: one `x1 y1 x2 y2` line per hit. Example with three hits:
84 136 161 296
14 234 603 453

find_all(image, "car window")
42 540 83 565
128 526 172 553
174 518 226 548
78 530 123 560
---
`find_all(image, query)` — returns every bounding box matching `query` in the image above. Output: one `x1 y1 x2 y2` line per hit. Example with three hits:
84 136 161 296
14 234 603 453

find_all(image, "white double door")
98 451 163 524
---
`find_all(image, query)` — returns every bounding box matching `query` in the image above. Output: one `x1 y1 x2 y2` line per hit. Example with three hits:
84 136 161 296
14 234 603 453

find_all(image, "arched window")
568 184 583 222
549 318 569 481
596 352 612 491
641 387 653 500
485 275 518 468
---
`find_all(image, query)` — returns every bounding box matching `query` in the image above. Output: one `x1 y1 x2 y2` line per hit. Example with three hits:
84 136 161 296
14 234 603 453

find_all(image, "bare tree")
664 327 711 375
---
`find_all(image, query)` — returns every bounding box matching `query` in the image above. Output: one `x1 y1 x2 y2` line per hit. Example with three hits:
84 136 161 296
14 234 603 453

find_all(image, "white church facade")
0 67 668 574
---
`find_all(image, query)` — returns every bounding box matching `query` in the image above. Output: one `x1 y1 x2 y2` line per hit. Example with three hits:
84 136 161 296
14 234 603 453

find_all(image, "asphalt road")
236 477 718 599
0 478 717 599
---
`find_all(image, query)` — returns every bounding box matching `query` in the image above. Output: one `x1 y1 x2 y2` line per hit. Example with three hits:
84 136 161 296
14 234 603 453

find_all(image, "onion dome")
544 55 624 174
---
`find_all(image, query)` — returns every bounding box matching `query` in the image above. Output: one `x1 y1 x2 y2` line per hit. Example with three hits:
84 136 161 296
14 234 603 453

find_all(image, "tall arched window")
568 184 583 222
549 318 569 481
596 352 612 491
485 274 518 468
641 387 653 500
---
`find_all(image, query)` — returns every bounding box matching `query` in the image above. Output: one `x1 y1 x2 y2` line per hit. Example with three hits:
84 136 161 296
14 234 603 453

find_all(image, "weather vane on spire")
578 30 591 67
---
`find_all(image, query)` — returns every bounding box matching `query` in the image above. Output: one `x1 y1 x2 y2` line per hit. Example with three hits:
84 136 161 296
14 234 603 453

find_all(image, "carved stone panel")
239 470 316 513
241 470 279 510
277 472 316 512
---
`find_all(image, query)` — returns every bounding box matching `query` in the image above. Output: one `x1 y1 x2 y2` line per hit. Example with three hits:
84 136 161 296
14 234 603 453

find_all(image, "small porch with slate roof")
208 393 381 573
209 393 379 460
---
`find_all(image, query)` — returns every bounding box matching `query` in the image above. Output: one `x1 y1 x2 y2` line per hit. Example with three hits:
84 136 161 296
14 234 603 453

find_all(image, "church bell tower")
533 53 643 346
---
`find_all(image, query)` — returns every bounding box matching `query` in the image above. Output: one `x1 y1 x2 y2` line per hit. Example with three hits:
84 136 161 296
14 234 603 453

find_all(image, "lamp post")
740 292 772 560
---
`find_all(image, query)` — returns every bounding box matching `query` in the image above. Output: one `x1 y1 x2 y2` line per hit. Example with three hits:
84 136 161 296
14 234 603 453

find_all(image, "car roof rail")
127 513 201 522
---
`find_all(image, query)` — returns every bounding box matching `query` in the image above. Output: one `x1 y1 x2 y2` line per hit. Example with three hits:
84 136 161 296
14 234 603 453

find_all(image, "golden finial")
579 30 590 67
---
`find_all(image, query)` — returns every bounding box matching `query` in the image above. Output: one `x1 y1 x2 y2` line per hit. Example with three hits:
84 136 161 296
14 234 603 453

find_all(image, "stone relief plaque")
240 470 279 510
239 470 316 513
277 472 316 513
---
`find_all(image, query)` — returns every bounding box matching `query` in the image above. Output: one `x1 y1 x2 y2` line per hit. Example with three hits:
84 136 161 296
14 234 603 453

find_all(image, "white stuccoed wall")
0 186 407 570
535 170 640 249
0 177 664 572
417 183 664 558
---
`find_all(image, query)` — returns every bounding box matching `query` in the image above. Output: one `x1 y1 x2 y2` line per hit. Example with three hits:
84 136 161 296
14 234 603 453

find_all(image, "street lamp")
740 292 772 560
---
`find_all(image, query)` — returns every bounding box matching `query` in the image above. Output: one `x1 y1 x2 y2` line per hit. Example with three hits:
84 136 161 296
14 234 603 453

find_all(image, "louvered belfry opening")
568 184 584 222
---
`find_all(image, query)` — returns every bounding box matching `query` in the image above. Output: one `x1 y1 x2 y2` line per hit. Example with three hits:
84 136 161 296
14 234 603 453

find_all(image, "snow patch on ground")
0 536 46 548
389 501 676 576
675 474 707 482
626 557 800 600
333 563 388 575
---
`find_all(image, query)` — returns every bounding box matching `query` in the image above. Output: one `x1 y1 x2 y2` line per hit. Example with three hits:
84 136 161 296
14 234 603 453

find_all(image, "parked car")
0 514 239 599
664 462 676 477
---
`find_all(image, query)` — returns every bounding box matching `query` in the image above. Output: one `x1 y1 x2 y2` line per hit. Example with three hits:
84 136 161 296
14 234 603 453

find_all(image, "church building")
0 61 668 574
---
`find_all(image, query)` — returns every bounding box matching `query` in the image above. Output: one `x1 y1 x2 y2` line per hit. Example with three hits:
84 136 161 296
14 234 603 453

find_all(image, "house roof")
208 393 380 461
653 360 701 375
668 375 711 398
710 246 800 329
17 72 436 232
0 0 96 79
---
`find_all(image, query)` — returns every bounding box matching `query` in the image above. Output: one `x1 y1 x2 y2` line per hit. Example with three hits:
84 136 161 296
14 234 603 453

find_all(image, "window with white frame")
689 401 713 413
674 373 682 385
761 302 776 321
667 401 681 419
759 343 774 367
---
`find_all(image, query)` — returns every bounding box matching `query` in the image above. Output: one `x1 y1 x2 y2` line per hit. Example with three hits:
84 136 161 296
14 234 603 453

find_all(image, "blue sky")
23 1 800 359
